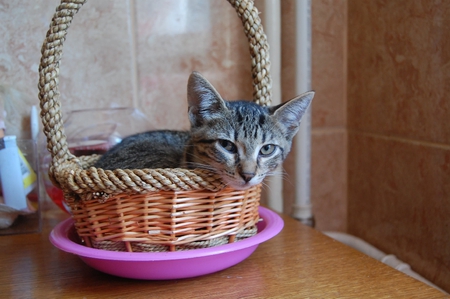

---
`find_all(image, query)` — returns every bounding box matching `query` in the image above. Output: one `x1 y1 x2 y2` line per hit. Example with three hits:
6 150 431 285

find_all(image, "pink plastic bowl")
50 206 283 280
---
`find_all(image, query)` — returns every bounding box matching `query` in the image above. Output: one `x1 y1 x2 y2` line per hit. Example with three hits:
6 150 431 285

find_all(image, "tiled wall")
1 0 253 137
347 0 450 292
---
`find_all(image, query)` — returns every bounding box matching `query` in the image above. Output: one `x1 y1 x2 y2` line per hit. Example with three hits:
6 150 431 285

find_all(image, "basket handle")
227 0 272 105
38 0 272 186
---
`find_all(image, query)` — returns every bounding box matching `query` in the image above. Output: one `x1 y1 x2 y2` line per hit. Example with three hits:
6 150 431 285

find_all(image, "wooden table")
0 202 447 298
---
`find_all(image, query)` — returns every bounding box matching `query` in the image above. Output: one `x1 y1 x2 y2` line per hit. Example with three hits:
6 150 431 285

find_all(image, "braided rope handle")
38 0 271 194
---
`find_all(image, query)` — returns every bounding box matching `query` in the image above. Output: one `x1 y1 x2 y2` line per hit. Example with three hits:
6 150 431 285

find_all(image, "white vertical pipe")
292 0 313 225
264 0 283 213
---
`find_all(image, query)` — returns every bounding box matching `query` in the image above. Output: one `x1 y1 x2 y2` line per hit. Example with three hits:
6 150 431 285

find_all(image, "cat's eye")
260 144 276 156
218 139 237 153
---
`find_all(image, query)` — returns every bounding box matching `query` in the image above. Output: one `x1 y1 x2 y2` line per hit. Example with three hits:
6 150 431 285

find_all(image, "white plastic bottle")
0 136 27 210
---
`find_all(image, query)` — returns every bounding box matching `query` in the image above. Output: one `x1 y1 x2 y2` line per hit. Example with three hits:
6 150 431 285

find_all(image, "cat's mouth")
221 175 262 190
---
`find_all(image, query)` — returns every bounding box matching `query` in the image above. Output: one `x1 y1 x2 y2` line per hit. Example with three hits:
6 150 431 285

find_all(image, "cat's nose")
240 172 256 183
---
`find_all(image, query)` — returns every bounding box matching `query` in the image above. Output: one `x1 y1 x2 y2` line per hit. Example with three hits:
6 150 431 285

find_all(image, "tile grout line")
348 129 450 151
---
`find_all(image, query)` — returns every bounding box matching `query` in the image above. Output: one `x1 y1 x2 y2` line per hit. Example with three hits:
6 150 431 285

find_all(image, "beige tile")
0 0 60 138
283 129 347 232
134 0 253 130
311 129 347 231
311 0 347 128
8 0 138 134
281 0 347 129
348 0 450 144
348 132 450 291
57 1 135 114
280 0 297 103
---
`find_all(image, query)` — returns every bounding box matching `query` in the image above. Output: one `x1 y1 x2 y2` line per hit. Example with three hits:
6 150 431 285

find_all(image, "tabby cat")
94 72 314 190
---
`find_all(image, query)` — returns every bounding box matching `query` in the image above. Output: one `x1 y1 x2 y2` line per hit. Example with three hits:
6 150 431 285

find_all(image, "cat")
94 71 314 190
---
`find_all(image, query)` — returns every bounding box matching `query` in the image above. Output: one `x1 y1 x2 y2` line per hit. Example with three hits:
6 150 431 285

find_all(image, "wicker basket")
38 0 272 252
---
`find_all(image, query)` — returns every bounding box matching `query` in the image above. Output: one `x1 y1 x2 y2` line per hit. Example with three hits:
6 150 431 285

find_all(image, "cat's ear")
270 91 314 139
187 71 228 126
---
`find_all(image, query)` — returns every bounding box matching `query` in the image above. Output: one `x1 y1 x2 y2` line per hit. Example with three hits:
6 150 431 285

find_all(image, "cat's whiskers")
265 166 286 176
186 162 218 172
278 168 295 187
263 168 291 187
185 156 220 173
260 180 273 193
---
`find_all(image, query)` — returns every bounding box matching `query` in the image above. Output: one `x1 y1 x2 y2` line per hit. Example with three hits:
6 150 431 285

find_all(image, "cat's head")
186 71 314 190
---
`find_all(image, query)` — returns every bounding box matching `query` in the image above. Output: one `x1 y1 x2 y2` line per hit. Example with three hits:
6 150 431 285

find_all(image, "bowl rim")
49 206 284 262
